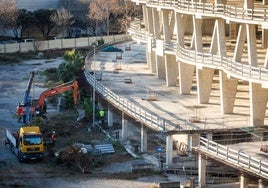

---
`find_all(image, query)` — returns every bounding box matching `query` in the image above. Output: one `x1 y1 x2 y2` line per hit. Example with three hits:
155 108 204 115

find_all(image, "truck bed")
6 129 18 147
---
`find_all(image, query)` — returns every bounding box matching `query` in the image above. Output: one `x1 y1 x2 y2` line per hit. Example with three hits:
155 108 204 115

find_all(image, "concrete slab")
86 41 256 132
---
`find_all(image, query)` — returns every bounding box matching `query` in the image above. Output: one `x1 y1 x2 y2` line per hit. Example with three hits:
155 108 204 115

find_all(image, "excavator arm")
36 80 79 112
16 80 79 118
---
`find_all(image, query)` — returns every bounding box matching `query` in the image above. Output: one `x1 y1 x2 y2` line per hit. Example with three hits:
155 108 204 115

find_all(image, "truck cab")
18 126 44 161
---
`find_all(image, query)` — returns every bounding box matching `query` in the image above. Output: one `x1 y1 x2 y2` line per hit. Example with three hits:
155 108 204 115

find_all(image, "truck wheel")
18 153 24 162
18 156 24 163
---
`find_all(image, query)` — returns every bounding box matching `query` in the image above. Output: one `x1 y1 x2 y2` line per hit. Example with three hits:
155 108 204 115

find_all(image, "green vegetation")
57 49 85 82
0 50 66 65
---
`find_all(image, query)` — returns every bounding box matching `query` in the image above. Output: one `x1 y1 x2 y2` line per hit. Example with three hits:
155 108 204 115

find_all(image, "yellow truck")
5 126 44 162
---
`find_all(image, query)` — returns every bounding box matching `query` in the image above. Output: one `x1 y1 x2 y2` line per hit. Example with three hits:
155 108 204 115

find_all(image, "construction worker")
99 108 105 125
51 131 56 146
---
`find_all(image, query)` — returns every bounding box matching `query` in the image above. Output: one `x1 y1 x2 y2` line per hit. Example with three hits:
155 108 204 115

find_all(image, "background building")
15 0 59 11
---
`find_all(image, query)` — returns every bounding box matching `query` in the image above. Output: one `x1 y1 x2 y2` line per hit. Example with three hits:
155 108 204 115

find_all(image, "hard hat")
52 131 55 134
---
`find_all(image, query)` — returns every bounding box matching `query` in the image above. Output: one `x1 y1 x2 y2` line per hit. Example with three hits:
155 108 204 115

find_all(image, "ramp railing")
199 137 268 180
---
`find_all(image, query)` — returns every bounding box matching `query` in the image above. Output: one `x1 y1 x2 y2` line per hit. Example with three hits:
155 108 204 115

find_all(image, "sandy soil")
0 58 167 188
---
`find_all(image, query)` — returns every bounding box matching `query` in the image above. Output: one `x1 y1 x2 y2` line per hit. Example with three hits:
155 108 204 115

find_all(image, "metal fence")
199 137 268 180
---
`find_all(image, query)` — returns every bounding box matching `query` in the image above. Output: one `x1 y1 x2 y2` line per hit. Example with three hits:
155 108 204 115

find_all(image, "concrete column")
162 9 171 42
215 0 227 4
165 54 178 86
152 8 164 79
229 23 238 39
206 133 213 140
210 19 226 56
166 135 173 167
179 62 195 94
156 40 166 79
234 23 257 67
122 112 128 140
240 174 249 188
107 104 113 127
192 17 203 53
220 71 238 114
175 13 187 46
152 8 161 39
169 11 175 37
162 9 177 86
258 179 264 188
156 54 166 79
246 24 257 67
244 0 254 9
262 29 268 48
234 24 246 62
196 67 214 104
142 5 148 31
265 48 268 69
249 82 268 126
198 153 206 188
141 123 148 152
150 50 156 73
146 7 154 33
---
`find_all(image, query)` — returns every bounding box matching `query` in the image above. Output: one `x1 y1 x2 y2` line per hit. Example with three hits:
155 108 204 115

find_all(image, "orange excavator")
16 80 79 122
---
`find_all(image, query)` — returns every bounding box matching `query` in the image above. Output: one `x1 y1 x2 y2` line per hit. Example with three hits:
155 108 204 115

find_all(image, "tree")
88 0 111 36
57 49 85 83
0 0 19 34
88 0 142 35
58 0 91 37
51 8 74 38
117 0 142 33
15 9 35 38
33 9 57 39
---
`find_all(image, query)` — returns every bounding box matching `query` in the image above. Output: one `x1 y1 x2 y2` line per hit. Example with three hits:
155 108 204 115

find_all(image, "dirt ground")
0 58 169 188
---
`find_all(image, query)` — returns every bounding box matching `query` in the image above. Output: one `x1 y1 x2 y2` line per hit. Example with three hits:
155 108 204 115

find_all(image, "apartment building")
15 0 59 11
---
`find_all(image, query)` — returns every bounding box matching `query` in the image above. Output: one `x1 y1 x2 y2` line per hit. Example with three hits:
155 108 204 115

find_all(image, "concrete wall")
0 35 128 53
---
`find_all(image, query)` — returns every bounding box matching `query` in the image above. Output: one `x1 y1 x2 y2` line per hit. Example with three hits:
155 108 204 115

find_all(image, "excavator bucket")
76 108 85 122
